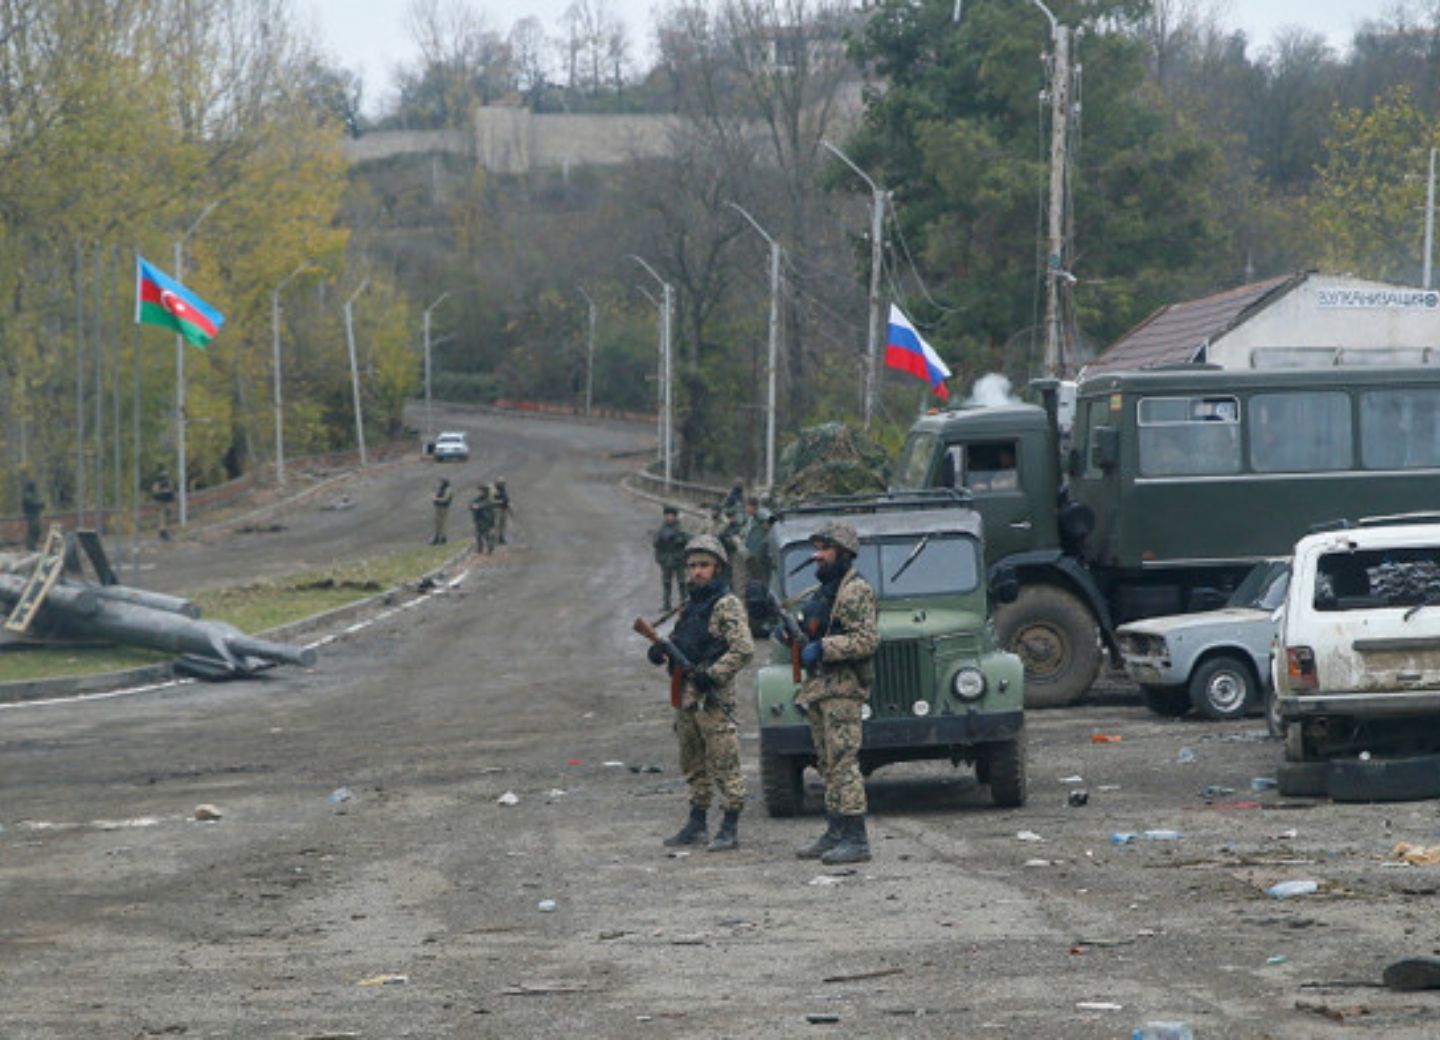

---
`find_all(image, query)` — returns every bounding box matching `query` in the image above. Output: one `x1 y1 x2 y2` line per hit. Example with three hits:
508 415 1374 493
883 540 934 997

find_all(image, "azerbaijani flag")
884 304 951 401
135 256 225 350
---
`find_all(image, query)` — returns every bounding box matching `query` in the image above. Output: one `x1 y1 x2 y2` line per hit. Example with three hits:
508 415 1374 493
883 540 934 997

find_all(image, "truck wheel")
1188 654 1255 720
995 586 1100 708
760 751 805 818
1277 760 1328 797
985 734 1027 808
1141 684 1191 717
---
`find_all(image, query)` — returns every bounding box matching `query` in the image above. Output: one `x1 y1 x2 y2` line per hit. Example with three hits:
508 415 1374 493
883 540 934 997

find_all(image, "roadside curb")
0 546 476 706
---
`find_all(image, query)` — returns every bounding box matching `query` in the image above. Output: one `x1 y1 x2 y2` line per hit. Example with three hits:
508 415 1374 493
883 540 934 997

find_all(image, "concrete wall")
344 129 471 164
1210 275 1440 368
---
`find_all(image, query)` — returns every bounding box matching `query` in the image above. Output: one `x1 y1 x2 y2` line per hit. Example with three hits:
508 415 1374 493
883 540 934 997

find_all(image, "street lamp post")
423 291 449 444
271 261 312 487
1025 0 1072 377
629 255 672 486
577 286 597 418
636 285 663 465
821 140 886 431
724 201 781 491
343 278 371 467
174 199 219 528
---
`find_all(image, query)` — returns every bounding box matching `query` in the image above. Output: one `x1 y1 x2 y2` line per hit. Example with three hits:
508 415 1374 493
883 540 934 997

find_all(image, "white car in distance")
432 431 469 462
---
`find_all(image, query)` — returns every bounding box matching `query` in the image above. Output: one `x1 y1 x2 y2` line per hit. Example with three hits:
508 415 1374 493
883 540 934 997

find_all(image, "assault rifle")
765 587 805 685
633 616 693 708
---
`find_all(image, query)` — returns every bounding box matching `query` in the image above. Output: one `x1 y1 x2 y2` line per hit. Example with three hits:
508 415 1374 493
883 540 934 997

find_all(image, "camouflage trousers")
660 563 684 610
674 700 745 812
808 697 866 815
473 523 494 554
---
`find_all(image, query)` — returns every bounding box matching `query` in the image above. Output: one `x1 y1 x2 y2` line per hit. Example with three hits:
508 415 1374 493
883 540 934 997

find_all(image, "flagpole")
174 200 219 531
132 253 142 581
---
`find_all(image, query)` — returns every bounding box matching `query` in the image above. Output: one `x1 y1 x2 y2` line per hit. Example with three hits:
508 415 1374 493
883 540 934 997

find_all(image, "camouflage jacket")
795 569 879 707
681 591 754 709
653 519 689 567
469 494 495 530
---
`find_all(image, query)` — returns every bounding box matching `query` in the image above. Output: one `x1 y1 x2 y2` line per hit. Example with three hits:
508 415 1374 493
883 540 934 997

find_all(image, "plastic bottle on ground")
1266 880 1318 899
1133 1023 1194 1040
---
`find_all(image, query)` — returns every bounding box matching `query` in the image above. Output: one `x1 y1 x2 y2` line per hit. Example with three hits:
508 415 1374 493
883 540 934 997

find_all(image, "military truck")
894 365 1440 707
751 491 1026 816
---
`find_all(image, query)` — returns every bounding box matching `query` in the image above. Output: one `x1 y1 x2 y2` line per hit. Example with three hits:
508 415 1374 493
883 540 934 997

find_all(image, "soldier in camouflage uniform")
786 521 879 864
646 534 754 852
21 478 44 551
468 484 496 554
652 505 689 612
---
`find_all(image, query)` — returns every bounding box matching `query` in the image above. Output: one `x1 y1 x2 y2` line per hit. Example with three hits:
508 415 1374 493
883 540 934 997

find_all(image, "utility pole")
577 286 596 417
637 285 663 466
1029 0 1072 378
423 291 449 445
271 261 311 487
173 200 219 529
1425 147 1436 290
821 140 886 430
724 201 781 491
630 256 673 486
343 279 371 468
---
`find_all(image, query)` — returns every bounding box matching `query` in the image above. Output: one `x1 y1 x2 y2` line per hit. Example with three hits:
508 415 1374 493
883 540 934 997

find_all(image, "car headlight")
952 667 986 700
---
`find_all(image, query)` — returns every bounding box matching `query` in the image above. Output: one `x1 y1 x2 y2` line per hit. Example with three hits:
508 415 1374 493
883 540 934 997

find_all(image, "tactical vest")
672 581 729 668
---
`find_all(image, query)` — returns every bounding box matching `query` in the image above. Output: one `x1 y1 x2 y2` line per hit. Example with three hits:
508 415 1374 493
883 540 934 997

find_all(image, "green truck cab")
751 492 1026 817
895 366 1440 708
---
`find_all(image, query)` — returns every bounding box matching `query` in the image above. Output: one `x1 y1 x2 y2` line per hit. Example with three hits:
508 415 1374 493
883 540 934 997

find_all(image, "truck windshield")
781 534 980 599
894 433 938 489
1225 560 1289 610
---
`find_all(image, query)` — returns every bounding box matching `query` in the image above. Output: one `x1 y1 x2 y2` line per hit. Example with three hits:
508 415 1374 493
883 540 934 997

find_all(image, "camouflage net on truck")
772 422 890 505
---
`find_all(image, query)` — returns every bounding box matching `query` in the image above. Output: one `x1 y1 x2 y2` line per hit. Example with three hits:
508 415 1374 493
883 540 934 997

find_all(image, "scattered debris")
603 761 626 768
1177 747 1196 764
808 875 845 887
545 789 567 798
497 791 520 806
192 804 223 821
1059 774 1085 784
1296 1000 1371 1022
1267 955 1288 965
1024 859 1053 868
1251 777 1279 792
1393 842 1440 866
599 930 630 941
823 967 904 983
537 899 557 912
357 973 409 987
1090 734 1122 744
1112 833 1137 845
1267 880 1319 899
1016 830 1044 842
567 757 582 766
1143 830 1182 841
500 983 591 996
327 787 352 804
1067 790 1089 807
804 1012 842 1025
1075 1000 1123 1011
1201 785 1235 797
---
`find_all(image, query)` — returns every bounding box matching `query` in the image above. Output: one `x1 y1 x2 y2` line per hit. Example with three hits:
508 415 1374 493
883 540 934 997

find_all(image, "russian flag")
884 304 951 401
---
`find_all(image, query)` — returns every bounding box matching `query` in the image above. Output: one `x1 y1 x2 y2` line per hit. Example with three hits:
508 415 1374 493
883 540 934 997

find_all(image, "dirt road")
4 408 1440 1038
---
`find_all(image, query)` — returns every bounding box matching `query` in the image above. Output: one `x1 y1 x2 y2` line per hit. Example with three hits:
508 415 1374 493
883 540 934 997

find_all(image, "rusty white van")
1273 517 1440 797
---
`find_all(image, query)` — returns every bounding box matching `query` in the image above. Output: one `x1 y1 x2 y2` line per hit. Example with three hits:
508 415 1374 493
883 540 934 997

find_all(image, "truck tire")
1141 684 1191 717
1188 654 1255 720
1328 754 1440 803
995 586 1101 708
985 733 1027 808
760 750 806 817
1277 760 1328 797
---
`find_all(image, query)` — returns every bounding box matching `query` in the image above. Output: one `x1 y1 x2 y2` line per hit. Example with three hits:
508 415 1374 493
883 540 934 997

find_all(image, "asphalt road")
4 407 1440 1039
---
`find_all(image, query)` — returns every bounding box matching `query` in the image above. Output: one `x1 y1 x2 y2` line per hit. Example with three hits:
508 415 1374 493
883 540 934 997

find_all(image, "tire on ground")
984 733 1027 808
1277 760 1328 797
1328 753 1440 803
1188 653 1256 720
1141 684 1191 718
995 585 1101 708
760 750 806 817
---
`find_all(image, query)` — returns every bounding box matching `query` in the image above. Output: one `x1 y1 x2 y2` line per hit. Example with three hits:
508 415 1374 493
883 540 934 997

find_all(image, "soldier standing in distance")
150 467 176 541
652 504 689 612
468 483 496 554
646 534 754 852
492 477 510 544
785 521 880 864
430 478 453 545
739 495 774 589
21 478 44 551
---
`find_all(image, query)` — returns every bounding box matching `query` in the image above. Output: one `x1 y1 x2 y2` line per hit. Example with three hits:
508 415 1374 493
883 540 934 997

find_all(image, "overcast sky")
302 0 1389 116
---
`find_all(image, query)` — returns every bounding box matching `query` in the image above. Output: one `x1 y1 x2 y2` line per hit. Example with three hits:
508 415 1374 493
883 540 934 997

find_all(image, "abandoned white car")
432 431 469 462
1272 517 1440 799
1118 559 1288 720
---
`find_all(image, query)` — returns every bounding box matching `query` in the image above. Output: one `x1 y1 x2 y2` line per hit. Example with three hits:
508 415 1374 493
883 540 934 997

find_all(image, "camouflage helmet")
810 521 860 555
685 533 729 567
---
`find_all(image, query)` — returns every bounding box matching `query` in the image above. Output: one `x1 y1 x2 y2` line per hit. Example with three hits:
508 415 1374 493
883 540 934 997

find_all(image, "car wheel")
1277 760 1328 797
1141 684 1191 718
1328 753 1440 803
994 586 1101 709
1188 654 1255 720
984 733 1027 808
760 750 805 817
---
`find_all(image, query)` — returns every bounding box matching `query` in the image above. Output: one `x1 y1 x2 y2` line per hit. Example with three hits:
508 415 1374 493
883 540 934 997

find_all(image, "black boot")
707 809 739 852
796 813 843 860
663 805 708 847
821 815 871 865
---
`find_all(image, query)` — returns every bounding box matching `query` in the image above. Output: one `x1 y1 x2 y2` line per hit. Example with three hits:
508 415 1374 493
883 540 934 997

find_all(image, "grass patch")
0 543 460 683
